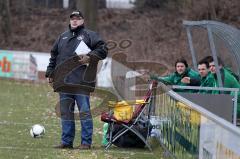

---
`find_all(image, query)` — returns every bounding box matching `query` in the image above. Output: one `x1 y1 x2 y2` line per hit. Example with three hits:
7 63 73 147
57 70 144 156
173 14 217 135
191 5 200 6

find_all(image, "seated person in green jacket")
195 60 215 94
202 56 239 82
208 57 240 90
150 58 200 92
208 56 240 118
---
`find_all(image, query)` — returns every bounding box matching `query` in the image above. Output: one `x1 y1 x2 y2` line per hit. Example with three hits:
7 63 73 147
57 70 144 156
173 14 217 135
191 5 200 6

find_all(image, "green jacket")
151 68 200 92
225 67 239 82
212 68 240 94
198 72 215 94
212 68 240 118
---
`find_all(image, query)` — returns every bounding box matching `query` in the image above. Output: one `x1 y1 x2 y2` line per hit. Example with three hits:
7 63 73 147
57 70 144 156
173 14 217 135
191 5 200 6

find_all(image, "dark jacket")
45 25 108 93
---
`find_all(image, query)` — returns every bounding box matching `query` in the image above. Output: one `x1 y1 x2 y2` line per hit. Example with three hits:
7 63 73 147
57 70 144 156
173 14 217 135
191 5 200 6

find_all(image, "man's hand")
78 55 90 64
181 77 190 84
48 78 53 83
141 74 150 82
47 78 53 87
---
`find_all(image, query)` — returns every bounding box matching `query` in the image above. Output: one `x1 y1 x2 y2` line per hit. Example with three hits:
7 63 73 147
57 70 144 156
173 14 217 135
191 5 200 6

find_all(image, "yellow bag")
111 100 146 121
113 101 133 121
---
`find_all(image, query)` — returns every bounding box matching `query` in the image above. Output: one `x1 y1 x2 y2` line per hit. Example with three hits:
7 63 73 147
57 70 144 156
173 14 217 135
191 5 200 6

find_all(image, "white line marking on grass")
0 146 154 155
0 146 49 151
0 121 59 126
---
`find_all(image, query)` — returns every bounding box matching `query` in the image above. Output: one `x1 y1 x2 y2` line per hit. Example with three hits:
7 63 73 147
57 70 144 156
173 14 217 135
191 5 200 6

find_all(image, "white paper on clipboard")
75 41 91 55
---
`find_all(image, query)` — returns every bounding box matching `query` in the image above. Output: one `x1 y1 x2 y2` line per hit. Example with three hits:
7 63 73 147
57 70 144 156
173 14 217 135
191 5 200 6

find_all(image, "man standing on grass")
45 10 108 149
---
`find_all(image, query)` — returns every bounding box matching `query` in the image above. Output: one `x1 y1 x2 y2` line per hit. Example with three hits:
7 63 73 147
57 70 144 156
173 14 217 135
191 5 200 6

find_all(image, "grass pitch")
0 79 168 159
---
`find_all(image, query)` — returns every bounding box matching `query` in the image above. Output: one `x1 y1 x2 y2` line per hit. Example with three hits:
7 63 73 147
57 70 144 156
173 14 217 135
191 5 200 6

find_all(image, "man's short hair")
198 59 209 68
201 56 224 66
175 58 188 68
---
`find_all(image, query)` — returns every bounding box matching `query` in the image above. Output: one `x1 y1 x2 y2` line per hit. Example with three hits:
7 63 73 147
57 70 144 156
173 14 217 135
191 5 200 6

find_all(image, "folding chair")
101 81 157 151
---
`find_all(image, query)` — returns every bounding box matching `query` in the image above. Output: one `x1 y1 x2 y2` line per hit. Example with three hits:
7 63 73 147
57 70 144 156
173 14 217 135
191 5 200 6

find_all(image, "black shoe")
53 144 73 149
76 144 91 150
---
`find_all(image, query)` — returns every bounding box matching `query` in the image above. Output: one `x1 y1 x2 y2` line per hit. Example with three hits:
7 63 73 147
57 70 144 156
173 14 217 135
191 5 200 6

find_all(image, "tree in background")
0 0 12 44
135 0 230 21
134 0 181 9
76 0 98 31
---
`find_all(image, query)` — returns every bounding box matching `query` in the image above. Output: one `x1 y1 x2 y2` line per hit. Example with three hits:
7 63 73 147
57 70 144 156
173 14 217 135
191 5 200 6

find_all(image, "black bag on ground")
107 121 152 148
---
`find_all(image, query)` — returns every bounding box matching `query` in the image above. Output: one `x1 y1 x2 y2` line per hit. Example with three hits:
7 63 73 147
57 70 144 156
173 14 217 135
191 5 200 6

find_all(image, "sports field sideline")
0 79 168 159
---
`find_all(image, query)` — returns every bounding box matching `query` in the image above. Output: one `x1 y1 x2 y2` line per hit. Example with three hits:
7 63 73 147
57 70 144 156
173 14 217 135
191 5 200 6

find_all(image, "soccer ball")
30 124 45 138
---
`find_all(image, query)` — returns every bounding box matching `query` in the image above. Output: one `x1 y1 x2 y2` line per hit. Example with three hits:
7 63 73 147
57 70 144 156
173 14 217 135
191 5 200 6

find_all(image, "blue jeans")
59 93 93 146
